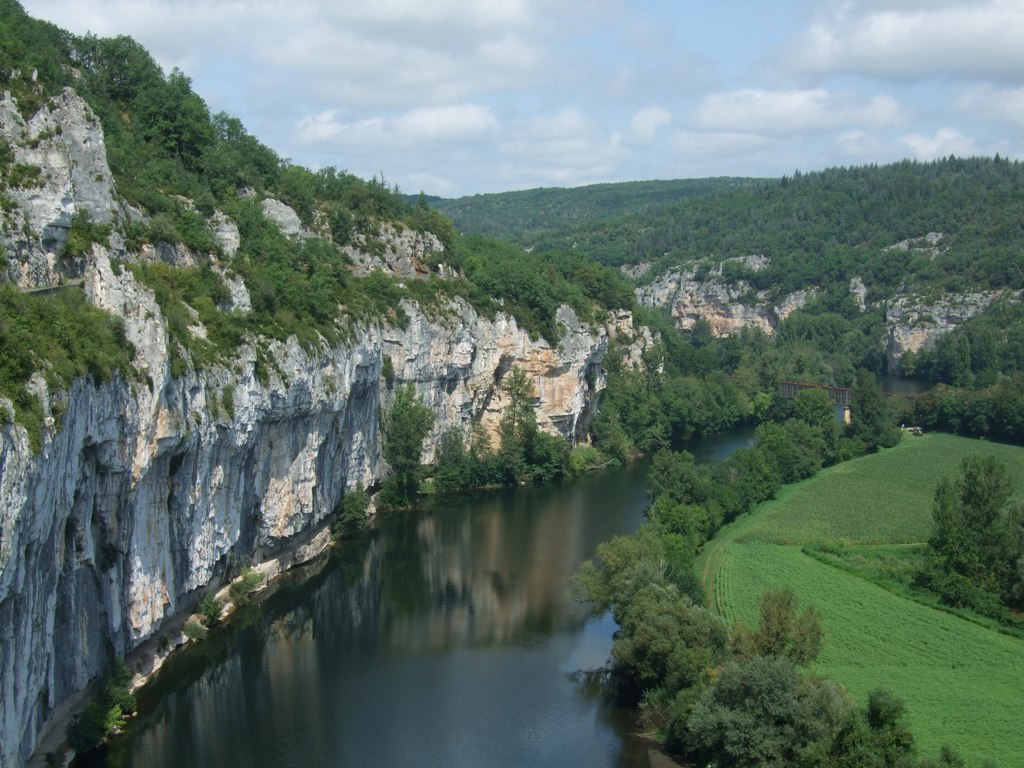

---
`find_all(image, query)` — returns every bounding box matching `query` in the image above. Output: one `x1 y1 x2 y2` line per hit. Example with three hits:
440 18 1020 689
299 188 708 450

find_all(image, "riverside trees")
380 384 435 509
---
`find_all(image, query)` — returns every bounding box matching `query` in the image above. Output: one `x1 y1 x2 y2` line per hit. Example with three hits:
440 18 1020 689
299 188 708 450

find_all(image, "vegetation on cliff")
0 0 634 449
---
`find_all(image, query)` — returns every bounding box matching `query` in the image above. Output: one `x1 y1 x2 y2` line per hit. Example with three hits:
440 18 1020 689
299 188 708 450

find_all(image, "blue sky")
21 0 1024 197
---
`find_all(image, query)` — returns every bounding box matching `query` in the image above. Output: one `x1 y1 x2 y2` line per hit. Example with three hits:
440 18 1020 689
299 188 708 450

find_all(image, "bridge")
779 380 921 409
779 381 851 406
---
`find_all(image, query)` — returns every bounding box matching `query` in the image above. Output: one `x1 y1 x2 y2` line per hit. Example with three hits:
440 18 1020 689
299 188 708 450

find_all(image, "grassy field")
698 433 1024 766
734 432 1024 546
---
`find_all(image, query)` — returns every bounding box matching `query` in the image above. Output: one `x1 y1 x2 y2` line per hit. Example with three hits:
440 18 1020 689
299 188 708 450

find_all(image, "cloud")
789 0 1024 81
899 127 979 159
629 107 672 143
496 108 628 187
671 130 777 158
956 85 1024 128
693 88 904 135
294 104 498 148
394 105 500 141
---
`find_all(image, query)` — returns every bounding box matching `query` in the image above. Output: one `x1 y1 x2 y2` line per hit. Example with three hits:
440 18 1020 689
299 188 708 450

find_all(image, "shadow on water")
78 429 749 768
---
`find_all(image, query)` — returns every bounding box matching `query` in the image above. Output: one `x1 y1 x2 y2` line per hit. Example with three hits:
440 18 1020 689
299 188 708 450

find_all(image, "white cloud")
393 105 500 141
693 88 904 135
17 0 1024 195
629 107 672 143
790 0 1024 80
671 130 777 158
496 108 628 188
956 85 1024 128
899 127 979 159
294 104 498 148
293 112 384 146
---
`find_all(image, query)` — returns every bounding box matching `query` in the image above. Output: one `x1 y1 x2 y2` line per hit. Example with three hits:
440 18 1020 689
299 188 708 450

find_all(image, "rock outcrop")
0 89 641 767
0 239 628 765
1 88 120 288
636 260 810 337
884 292 1007 373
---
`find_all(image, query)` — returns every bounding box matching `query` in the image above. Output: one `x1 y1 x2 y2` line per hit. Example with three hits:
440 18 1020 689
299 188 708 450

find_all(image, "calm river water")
78 428 753 768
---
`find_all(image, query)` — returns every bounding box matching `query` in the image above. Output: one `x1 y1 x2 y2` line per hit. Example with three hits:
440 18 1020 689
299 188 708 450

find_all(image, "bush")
183 618 208 641
228 567 264 607
333 485 369 540
65 658 136 754
198 593 222 626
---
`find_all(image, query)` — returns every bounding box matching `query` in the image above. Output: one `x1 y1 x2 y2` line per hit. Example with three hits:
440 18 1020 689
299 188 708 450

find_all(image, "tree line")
569 440 987 767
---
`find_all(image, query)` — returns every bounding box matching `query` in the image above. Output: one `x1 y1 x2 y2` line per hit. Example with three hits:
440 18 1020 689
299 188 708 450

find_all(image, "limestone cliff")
635 257 811 337
0 90 639 766
884 291 1016 373
636 252 1018 372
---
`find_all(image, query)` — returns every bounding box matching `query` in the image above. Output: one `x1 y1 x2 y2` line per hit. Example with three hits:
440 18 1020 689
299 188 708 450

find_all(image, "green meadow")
698 433 1024 766
735 432 1024 546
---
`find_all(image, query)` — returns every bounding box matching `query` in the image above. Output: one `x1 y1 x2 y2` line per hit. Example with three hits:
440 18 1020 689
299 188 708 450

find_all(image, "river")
77 427 754 768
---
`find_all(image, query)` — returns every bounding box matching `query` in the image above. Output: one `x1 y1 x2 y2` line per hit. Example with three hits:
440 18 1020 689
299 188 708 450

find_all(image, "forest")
3 1 1024 765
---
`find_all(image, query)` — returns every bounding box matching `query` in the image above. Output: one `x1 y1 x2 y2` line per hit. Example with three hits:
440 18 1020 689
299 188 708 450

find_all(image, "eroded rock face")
0 241 634 765
347 224 444 277
636 264 810 337
0 88 118 287
884 292 1005 373
0 86 637 765
260 197 304 238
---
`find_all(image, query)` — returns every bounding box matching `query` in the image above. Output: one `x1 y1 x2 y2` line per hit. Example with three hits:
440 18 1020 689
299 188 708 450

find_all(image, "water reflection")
85 460 659 768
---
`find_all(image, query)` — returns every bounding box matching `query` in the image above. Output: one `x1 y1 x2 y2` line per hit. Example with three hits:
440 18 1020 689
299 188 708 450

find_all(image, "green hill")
437 159 1024 305
699 433 1024 766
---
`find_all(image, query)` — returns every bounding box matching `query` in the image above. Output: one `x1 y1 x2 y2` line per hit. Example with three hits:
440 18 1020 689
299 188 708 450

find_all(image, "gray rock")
0 241 646 766
0 88 117 288
884 291 1015 373
260 198 303 238
637 264 809 337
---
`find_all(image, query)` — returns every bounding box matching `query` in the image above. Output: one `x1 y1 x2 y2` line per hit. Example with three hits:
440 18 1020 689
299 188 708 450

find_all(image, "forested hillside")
437 158 1024 303
427 177 760 243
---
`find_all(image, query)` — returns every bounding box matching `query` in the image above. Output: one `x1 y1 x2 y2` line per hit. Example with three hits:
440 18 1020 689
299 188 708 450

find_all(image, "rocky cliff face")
884 291 1014 373
637 254 1018 372
635 258 811 337
1 88 125 287
1 249 627 768
0 90 638 766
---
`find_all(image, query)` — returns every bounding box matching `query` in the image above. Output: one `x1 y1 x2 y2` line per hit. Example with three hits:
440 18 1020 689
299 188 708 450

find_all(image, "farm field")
735 432 1024 546
698 433 1024 766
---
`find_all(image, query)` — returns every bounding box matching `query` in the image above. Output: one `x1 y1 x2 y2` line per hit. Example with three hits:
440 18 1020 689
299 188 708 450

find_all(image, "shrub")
197 593 222 627
65 658 136 754
228 567 264 607
183 618 208 641
333 485 369 540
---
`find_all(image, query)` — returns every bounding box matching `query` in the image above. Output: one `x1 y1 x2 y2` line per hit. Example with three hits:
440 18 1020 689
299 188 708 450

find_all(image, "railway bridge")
778 380 920 425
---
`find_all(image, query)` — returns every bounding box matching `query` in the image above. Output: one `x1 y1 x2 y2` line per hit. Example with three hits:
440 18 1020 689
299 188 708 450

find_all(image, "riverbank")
29 514 340 767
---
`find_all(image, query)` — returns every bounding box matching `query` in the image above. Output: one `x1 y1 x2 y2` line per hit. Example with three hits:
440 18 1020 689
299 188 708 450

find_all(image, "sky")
20 0 1024 197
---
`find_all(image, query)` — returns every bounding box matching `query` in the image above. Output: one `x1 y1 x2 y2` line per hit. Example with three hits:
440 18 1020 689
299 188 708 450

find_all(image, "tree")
380 384 435 508
611 583 729 705
198 592 222 627
831 688 917 768
754 419 826 484
333 484 369 539
646 449 709 505
498 366 538 483
731 586 824 666
793 387 840 464
917 454 1024 610
685 655 849 768
849 369 899 452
